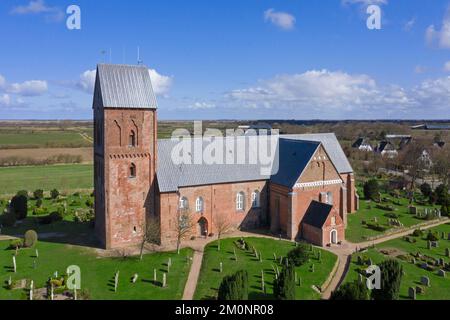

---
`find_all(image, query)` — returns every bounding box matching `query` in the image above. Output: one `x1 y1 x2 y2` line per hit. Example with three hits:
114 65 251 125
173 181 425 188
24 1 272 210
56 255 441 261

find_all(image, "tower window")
129 130 136 147
179 197 189 209
129 163 136 178
236 192 245 211
195 197 204 213
251 190 260 208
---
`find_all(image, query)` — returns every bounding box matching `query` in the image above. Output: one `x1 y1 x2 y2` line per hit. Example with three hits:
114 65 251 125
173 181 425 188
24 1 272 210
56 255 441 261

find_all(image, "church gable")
294 144 342 188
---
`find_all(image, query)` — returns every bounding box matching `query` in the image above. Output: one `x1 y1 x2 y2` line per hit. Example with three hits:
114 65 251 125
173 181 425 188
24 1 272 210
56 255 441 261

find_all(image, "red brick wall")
158 180 268 246
95 108 157 249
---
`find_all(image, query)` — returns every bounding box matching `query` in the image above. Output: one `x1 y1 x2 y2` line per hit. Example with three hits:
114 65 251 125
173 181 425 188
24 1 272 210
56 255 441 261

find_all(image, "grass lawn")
0 240 193 300
0 164 93 195
346 187 441 243
343 223 450 300
194 237 337 300
0 132 92 149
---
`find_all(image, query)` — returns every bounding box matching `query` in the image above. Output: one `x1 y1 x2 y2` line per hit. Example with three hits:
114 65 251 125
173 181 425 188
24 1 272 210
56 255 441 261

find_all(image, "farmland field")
0 164 93 195
0 131 92 149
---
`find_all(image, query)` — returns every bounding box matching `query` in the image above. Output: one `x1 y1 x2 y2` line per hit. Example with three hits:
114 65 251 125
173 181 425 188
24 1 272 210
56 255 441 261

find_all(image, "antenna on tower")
137 46 143 65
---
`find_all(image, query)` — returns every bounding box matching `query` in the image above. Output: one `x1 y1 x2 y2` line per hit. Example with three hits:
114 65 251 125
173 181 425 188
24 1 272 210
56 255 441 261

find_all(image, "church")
93 64 358 250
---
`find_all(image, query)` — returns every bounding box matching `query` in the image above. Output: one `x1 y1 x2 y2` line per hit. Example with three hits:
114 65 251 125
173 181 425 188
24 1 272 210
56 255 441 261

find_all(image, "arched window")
129 163 136 178
251 190 260 208
236 192 245 211
195 197 204 213
129 130 136 147
326 191 333 205
179 197 189 210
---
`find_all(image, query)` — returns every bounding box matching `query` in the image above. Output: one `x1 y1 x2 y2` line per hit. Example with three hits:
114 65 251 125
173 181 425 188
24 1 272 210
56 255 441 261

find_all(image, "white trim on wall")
293 179 343 189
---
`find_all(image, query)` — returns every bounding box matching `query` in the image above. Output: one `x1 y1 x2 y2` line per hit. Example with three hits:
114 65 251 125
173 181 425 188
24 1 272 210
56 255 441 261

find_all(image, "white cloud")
148 69 173 95
404 18 416 31
264 9 296 30
0 94 11 107
0 75 6 88
342 0 388 6
10 0 64 22
7 80 48 96
425 7 450 49
444 61 450 72
188 102 216 110
76 69 96 93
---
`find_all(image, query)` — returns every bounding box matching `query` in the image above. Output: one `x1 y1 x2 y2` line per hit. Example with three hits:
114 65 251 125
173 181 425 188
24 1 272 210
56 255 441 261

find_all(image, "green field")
343 223 450 300
0 164 93 195
0 132 92 149
0 240 193 300
194 237 337 300
346 187 441 243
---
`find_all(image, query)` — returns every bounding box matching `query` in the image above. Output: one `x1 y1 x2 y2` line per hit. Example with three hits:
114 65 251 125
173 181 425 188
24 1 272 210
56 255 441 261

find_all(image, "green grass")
343 223 450 300
194 237 337 300
346 188 441 243
0 132 91 149
0 240 193 300
0 164 93 195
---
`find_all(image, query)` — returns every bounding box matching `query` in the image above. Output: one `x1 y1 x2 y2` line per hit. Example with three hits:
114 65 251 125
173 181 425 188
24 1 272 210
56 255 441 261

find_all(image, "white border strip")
294 179 343 189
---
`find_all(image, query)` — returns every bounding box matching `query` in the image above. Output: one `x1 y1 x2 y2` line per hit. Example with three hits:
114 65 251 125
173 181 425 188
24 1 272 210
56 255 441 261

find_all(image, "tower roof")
94 64 158 109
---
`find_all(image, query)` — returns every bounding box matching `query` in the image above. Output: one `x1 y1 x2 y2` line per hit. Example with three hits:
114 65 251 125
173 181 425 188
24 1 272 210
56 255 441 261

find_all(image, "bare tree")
175 207 194 254
214 213 232 251
139 216 161 261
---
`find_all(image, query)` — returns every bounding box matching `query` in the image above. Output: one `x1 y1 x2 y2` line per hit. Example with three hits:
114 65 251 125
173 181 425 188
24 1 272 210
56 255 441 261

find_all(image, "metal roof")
281 133 354 173
156 133 353 192
302 201 333 229
94 64 157 109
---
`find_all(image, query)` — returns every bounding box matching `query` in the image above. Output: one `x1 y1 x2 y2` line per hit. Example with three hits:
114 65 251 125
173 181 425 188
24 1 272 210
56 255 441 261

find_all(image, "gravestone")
442 232 446 240
259 253 263 263
439 258 445 266
273 253 277 261
261 270 264 291
415 286 424 294
408 287 416 300
358 273 364 284
153 268 157 283
427 241 432 250
411 257 416 265
409 206 417 215
12 256 16 273
294 272 297 285
420 262 428 270
114 271 119 292
432 241 439 248
162 273 167 288
219 262 223 273
73 284 77 300
35 249 39 258
421 276 430 287
132 273 138 283
438 269 446 277
446 248 450 258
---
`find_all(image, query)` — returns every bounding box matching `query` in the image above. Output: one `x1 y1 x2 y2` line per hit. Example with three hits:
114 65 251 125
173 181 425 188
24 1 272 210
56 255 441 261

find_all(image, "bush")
384 212 399 219
371 259 403 300
435 184 449 205
33 189 44 200
10 194 28 220
364 179 380 201
287 243 310 266
85 199 94 208
38 211 63 225
426 231 439 241
420 183 432 198
411 229 423 237
330 281 369 300
16 190 28 198
366 222 387 232
273 263 296 300
1 208 16 227
9 238 23 250
23 230 38 247
74 209 94 223
32 207 47 216
217 270 248 300
50 189 60 199
376 204 394 211
35 198 43 208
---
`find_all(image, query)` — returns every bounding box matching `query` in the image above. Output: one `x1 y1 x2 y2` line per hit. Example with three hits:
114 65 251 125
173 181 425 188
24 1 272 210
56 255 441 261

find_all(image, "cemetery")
342 223 450 300
194 237 337 300
346 182 444 243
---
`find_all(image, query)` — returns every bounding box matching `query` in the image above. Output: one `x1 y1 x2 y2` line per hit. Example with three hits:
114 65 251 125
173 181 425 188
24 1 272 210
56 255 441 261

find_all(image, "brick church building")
93 64 358 249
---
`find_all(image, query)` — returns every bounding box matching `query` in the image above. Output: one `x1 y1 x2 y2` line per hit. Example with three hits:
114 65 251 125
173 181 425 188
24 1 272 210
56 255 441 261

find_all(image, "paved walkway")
182 250 204 300
320 218 449 299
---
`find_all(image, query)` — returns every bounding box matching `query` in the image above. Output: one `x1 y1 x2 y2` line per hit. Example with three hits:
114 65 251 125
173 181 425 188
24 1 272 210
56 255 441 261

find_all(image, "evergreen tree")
217 270 248 300
363 179 380 201
10 194 28 220
330 281 369 300
371 259 403 300
273 263 296 300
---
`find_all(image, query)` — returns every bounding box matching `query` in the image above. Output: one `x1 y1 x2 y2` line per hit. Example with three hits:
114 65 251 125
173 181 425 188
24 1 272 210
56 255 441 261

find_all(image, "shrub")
426 231 439 242
411 229 423 237
376 204 394 211
23 230 38 247
9 238 23 250
85 199 94 208
330 281 369 300
384 212 399 219
273 264 296 300
371 259 403 300
364 179 380 201
435 184 449 205
33 207 47 216
217 270 248 300
1 208 16 227
420 183 432 198
73 209 94 223
33 189 44 200
10 194 28 220
16 190 28 198
38 211 63 225
35 198 43 208
366 222 387 232
50 189 60 199
287 243 310 266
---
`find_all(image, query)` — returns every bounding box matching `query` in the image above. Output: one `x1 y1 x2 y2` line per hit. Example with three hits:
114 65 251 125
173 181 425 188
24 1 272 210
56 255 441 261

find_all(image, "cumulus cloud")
444 61 450 72
0 94 11 107
264 9 296 30
0 75 6 88
7 80 48 96
425 7 450 49
76 69 96 93
148 69 173 95
10 0 64 22
188 102 216 110
223 69 450 117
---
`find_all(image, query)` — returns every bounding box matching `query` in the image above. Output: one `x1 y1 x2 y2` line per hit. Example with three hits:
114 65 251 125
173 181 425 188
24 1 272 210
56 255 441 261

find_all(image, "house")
352 137 373 152
375 141 398 158
93 64 358 249
411 124 450 130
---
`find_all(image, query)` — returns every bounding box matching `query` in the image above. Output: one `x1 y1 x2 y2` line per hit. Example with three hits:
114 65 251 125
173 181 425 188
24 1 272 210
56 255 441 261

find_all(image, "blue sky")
0 0 449 120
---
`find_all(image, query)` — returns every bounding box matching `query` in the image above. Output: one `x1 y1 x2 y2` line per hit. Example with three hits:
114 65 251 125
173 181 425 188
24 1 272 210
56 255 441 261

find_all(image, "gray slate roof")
157 133 352 192
302 201 333 229
95 64 157 109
